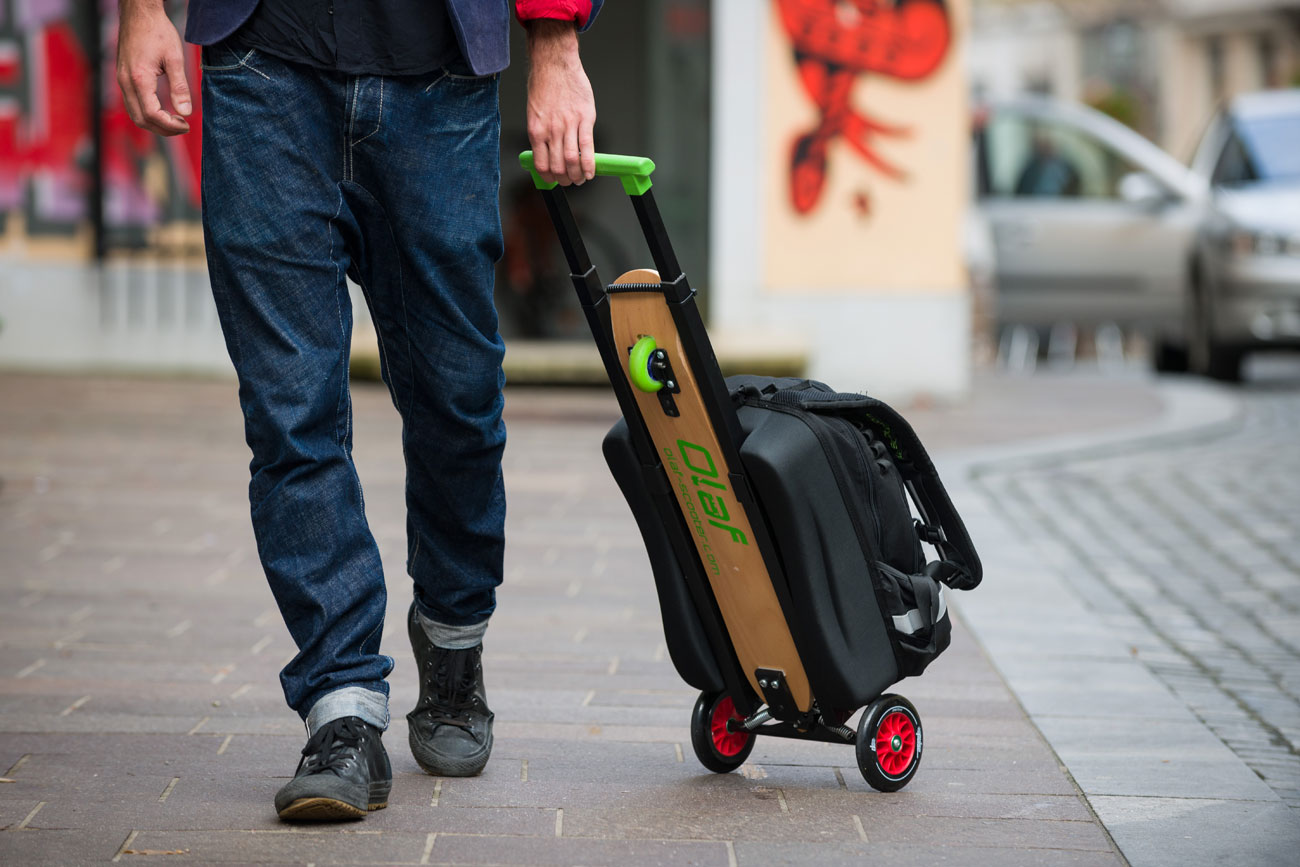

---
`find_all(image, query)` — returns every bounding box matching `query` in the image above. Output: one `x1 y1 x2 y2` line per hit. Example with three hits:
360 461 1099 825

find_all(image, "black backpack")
605 375 982 713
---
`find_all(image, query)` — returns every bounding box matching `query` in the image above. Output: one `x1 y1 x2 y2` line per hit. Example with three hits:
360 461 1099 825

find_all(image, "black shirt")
234 0 462 76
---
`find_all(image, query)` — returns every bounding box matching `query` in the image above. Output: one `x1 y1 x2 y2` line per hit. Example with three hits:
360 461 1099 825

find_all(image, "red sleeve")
515 0 594 28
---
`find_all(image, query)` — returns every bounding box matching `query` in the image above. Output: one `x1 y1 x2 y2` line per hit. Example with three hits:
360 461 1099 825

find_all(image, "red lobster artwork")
776 0 952 214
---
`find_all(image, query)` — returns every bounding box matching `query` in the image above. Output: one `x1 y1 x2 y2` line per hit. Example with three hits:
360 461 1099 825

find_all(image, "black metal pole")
624 190 812 716
536 182 760 715
628 190 684 291
88 0 106 262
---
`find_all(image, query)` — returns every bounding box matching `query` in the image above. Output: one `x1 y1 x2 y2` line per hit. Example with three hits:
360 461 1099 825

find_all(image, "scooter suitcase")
520 152 982 792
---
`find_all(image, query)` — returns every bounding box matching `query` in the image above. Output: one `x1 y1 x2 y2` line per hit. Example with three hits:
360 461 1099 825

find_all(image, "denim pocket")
424 65 499 93
200 43 271 80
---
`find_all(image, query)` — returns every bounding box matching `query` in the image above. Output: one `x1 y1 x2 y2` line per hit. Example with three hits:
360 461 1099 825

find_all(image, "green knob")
628 336 664 393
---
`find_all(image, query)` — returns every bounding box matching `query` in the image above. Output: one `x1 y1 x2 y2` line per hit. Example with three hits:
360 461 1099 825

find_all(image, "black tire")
1152 340 1189 374
856 694 922 792
690 691 755 773
1188 265 1244 383
1206 345 1244 382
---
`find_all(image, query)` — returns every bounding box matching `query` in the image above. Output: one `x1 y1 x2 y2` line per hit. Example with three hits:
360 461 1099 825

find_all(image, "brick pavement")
0 371 1158 865
954 359 1300 867
972 378 1300 809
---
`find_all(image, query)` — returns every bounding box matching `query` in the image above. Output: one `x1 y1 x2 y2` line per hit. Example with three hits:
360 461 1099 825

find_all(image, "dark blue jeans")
200 42 506 728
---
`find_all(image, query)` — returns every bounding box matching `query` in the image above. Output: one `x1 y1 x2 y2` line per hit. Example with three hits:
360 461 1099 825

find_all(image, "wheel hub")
874 710 917 777
710 696 750 757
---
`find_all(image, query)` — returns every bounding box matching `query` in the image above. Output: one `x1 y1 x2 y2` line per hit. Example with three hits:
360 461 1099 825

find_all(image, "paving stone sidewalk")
977 388 1300 804
952 359 1300 867
0 371 1162 866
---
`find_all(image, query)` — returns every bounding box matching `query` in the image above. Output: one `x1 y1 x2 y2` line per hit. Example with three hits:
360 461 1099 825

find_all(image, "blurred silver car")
975 92 1300 380
1188 90 1300 380
975 96 1204 354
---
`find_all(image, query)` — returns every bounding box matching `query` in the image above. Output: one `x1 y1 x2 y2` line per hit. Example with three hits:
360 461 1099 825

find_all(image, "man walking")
116 0 601 821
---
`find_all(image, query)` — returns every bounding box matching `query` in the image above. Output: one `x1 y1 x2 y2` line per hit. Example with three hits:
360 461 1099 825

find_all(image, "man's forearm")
524 18 595 184
120 0 167 19
526 19 582 86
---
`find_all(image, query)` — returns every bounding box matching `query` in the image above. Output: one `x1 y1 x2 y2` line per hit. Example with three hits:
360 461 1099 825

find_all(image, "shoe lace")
424 646 480 730
300 716 367 775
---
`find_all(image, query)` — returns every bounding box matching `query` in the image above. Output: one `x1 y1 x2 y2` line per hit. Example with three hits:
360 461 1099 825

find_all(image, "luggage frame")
522 152 927 790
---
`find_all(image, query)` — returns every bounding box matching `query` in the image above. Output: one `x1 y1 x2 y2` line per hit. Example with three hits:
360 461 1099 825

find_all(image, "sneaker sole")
277 797 387 822
410 729 493 777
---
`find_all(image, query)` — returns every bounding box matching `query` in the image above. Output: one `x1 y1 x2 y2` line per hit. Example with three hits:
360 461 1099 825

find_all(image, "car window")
1211 132 1258 185
1236 113 1300 183
984 113 1139 200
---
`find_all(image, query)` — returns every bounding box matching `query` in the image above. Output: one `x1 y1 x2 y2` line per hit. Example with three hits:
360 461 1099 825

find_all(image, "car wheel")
1152 340 1188 373
1206 345 1244 382
1188 267 1244 383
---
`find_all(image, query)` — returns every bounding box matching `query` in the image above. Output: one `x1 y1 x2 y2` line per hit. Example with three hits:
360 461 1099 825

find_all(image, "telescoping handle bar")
519 148 742 448
520 151 807 719
518 151 684 290
520 151 656 196
518 147 755 458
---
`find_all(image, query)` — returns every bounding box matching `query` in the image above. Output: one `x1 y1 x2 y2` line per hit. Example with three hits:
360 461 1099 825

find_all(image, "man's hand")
117 0 191 136
526 20 595 186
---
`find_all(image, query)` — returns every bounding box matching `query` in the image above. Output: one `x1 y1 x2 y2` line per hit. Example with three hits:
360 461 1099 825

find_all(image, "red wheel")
856 694 922 792
690 691 755 773
875 710 917 776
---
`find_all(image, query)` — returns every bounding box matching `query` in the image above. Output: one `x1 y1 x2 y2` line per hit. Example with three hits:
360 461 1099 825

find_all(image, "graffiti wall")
0 0 201 254
763 0 969 293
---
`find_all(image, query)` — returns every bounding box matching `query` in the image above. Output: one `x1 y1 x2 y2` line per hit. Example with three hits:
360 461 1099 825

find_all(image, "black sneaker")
274 716 391 821
406 603 494 776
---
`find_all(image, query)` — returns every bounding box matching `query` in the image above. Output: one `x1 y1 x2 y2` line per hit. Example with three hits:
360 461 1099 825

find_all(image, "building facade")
1 1 978 400
970 0 1300 158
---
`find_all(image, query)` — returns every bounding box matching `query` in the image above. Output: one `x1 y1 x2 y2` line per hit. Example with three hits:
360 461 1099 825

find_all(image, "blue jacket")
185 0 603 76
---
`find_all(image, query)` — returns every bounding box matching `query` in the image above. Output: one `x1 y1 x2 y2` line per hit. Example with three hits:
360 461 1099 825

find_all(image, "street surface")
975 373 1300 808
954 356 1300 867
2 365 1298 864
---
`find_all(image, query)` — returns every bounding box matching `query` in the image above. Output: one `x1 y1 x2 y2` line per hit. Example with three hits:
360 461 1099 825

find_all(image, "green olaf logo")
676 439 749 547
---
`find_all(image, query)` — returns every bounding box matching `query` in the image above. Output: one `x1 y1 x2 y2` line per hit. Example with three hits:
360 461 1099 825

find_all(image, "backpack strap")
851 398 982 591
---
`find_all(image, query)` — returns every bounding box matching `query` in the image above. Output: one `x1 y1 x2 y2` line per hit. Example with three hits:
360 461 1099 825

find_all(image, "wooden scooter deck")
608 269 812 712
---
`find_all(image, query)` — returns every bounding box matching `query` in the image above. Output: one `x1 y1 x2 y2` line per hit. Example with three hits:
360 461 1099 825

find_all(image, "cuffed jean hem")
416 607 489 650
305 686 390 736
